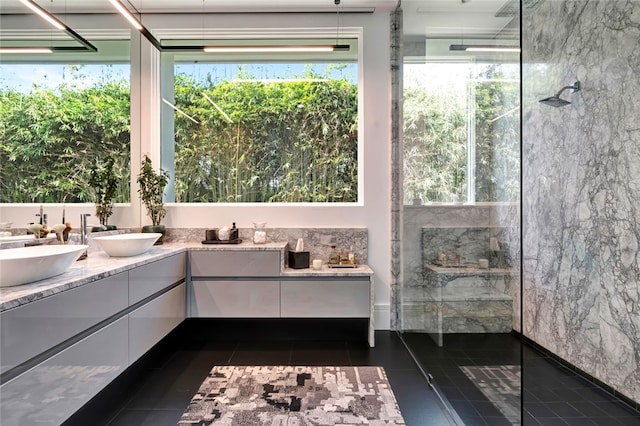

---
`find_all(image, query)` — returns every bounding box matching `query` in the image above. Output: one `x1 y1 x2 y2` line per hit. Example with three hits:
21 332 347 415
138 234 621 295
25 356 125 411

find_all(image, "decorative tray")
327 264 358 268
201 239 243 245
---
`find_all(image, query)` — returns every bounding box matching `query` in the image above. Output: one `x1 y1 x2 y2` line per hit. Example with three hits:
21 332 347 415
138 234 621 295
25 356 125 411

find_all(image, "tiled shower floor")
401 332 640 425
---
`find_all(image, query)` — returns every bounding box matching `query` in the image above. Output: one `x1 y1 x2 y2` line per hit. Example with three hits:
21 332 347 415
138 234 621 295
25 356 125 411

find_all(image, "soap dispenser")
329 245 339 264
230 222 238 241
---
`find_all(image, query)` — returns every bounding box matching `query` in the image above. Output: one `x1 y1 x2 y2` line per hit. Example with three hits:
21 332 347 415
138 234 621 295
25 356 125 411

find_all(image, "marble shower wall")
523 0 640 404
401 204 520 331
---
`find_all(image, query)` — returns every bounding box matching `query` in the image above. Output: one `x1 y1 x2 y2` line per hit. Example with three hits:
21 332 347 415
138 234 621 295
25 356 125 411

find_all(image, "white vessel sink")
0 244 88 287
93 233 161 257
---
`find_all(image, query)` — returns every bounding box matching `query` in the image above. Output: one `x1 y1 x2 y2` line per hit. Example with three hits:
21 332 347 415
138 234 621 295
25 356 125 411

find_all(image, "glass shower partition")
397 2 522 425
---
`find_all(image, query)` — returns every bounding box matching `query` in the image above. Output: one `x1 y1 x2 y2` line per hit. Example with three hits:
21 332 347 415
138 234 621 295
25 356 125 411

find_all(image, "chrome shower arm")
555 81 581 97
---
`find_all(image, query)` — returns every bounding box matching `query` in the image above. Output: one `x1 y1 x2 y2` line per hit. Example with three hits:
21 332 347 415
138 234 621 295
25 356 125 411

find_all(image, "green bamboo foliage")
0 81 131 203
0 71 358 203
172 74 358 203
403 66 519 204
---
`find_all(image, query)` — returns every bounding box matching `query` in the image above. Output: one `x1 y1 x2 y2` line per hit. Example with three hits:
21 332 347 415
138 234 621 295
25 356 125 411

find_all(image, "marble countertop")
282 264 373 277
425 263 516 275
0 241 372 312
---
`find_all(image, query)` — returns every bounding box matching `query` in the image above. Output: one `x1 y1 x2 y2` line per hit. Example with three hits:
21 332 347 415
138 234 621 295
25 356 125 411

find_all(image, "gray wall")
523 0 640 404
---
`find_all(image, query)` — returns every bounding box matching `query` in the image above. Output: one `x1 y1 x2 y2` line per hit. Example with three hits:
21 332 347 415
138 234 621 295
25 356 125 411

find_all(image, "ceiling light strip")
108 0 143 30
108 0 349 54
108 0 163 51
18 0 64 30
449 44 520 53
0 47 53 54
17 0 97 53
203 44 349 53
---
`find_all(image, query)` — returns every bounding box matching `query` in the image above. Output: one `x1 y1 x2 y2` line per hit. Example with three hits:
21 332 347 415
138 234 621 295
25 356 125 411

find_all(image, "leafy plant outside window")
170 63 359 203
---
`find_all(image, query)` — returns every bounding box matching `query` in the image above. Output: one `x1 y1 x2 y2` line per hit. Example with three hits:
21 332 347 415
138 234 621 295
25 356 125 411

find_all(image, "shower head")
539 80 581 107
539 96 571 107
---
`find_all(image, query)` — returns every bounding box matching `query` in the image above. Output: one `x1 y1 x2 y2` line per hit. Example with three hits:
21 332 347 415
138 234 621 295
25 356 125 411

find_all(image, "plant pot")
142 224 165 245
91 225 117 232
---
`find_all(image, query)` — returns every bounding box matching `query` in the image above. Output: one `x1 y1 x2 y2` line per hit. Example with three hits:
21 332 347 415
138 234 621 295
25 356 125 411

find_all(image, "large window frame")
158 36 362 205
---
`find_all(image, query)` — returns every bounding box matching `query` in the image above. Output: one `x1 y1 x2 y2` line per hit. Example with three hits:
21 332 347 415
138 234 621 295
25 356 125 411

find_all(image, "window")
0 41 131 204
403 56 519 204
162 42 359 203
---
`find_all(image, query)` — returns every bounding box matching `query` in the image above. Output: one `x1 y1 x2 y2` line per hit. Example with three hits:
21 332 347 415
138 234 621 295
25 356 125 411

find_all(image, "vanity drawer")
190 280 280 317
129 253 186 305
129 283 186 363
0 316 128 426
190 251 280 277
280 279 370 318
0 272 128 375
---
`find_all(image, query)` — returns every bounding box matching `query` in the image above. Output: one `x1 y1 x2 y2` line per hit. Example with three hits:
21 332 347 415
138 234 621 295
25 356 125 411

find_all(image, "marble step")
402 287 513 334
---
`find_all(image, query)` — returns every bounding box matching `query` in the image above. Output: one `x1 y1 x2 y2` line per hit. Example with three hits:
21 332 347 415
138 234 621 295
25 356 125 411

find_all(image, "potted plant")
88 156 118 231
137 154 170 244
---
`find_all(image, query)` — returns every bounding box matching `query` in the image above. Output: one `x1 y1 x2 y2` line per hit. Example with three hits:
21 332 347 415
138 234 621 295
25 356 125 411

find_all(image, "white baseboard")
373 303 391 330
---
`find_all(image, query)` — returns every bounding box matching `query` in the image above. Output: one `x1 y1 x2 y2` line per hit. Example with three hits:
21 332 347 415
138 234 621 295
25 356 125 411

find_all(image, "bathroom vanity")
0 241 373 425
189 246 373 340
0 251 186 425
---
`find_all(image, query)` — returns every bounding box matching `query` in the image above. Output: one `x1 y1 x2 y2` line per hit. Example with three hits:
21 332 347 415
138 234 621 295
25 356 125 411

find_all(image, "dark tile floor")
64 319 456 426
65 322 640 426
401 332 640 426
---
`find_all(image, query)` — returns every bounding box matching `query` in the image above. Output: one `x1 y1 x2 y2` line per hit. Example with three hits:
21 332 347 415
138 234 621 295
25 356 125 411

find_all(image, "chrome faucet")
78 213 91 260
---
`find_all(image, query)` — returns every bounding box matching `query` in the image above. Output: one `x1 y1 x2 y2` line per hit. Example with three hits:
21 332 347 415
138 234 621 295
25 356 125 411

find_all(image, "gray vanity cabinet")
189 250 281 318
129 283 186 362
0 317 129 426
0 252 187 426
190 250 280 276
280 278 370 318
0 271 128 375
129 253 186 304
188 249 373 346
191 280 280 317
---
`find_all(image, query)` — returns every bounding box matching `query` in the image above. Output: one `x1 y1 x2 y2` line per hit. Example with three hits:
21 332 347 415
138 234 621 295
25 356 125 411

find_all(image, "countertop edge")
0 242 373 312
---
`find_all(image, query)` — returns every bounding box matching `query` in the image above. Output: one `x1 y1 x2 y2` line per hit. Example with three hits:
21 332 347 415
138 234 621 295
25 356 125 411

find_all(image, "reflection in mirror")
0 41 131 203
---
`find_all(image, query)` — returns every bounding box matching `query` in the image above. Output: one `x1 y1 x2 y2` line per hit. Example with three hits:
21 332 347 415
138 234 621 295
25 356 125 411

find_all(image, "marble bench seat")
402 264 515 346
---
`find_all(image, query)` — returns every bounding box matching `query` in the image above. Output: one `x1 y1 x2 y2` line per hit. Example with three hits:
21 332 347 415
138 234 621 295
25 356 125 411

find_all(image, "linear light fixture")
0 47 53 54
108 0 143 30
108 0 162 50
19 0 64 30
108 0 349 54
449 44 520 53
12 0 97 53
203 45 350 53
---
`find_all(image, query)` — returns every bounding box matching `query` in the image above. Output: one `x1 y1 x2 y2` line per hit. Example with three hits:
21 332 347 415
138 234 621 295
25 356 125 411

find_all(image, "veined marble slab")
523 0 640 405
0 241 372 313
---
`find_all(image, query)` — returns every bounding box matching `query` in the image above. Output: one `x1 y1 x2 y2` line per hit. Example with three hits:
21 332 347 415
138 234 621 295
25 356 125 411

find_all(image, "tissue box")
288 251 310 269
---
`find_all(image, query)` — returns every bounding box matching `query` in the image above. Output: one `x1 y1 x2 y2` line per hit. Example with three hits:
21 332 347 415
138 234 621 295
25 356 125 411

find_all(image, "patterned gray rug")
178 365 406 425
460 365 521 425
